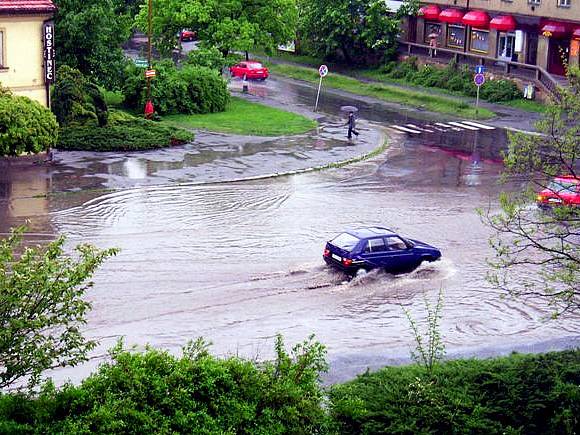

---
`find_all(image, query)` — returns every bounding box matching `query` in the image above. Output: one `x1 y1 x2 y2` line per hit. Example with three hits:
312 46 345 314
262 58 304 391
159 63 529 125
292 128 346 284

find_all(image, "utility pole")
144 0 155 118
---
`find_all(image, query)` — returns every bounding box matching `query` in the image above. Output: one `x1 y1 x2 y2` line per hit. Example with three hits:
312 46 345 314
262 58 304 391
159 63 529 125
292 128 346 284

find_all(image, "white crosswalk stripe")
405 124 434 133
390 125 422 134
447 121 479 131
435 122 462 131
461 121 495 130
424 124 447 132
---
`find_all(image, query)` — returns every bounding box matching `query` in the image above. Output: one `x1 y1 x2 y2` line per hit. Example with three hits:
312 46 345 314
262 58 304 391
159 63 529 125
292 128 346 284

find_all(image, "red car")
179 30 197 42
536 175 580 208
229 61 269 80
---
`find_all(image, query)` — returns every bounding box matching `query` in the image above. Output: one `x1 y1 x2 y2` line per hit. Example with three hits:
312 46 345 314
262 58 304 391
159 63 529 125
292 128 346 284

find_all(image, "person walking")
346 111 359 140
429 36 438 57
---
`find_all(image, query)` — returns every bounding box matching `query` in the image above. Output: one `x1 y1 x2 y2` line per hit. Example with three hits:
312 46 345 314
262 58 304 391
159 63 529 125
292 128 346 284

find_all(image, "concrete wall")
0 14 50 107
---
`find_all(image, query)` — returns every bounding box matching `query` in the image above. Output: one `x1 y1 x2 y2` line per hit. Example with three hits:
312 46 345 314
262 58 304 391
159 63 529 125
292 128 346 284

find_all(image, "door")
548 39 569 76
383 236 417 273
359 238 389 269
497 33 516 61
526 34 538 65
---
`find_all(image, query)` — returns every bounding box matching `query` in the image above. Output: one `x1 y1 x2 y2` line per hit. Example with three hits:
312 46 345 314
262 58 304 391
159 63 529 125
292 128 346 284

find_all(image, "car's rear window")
331 233 360 251
549 180 579 194
247 63 263 70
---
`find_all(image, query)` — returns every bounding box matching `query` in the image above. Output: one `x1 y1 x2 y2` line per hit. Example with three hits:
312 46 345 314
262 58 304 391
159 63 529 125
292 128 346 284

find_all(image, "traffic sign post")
474 65 486 74
134 58 148 68
473 73 485 118
314 65 329 112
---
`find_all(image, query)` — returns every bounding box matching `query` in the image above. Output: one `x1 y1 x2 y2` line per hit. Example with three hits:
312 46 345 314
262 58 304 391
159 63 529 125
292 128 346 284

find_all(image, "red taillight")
323 249 330 257
342 258 353 267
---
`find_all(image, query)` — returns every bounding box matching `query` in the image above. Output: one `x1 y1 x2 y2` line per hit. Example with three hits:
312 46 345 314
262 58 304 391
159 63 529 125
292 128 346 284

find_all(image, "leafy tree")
297 0 418 64
52 66 109 128
482 67 580 316
0 228 117 389
135 0 298 57
0 90 58 156
54 0 133 89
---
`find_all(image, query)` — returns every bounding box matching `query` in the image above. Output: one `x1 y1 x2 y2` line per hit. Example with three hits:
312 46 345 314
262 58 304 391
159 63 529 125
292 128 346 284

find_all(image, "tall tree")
54 0 133 89
0 228 117 389
135 0 297 57
297 0 418 64
483 68 579 316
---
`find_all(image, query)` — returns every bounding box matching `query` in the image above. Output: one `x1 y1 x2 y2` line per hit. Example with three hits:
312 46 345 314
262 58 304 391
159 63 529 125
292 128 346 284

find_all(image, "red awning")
462 11 490 29
490 15 517 32
541 21 570 38
418 5 441 21
573 27 580 39
439 8 464 24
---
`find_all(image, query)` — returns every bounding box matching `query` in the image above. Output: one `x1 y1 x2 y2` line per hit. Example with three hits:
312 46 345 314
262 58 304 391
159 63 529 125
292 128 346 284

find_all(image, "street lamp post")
144 0 154 118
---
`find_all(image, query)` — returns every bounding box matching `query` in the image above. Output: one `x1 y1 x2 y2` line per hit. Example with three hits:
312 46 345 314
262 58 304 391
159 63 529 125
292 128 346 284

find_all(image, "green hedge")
57 110 193 152
378 58 521 102
0 92 58 156
123 61 229 115
329 350 580 434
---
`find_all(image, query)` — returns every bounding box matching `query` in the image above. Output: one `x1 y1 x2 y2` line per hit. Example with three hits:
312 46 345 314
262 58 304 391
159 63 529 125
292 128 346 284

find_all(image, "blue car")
323 227 441 275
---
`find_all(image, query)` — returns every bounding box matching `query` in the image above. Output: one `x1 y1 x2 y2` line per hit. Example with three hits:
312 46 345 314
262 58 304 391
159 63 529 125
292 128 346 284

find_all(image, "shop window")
528 0 541 5
424 22 443 44
447 25 466 49
470 29 489 53
557 0 570 6
0 31 4 68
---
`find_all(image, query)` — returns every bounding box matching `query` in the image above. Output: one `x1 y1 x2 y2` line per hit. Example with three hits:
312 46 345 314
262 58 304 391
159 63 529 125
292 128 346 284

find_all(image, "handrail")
398 41 563 101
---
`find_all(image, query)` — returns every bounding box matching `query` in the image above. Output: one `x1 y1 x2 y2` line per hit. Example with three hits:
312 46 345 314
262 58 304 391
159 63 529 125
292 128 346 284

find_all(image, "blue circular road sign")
474 73 485 87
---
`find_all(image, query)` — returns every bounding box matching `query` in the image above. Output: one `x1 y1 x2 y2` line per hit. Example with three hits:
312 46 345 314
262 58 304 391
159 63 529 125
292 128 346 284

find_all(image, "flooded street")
1 79 578 385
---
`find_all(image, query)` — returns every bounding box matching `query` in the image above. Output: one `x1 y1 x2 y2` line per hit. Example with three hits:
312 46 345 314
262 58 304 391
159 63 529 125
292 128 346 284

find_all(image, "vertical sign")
314 65 328 112
43 22 55 84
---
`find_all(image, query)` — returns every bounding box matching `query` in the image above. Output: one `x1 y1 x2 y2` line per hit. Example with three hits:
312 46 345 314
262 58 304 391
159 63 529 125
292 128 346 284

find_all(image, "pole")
314 76 323 112
475 84 480 119
147 0 152 102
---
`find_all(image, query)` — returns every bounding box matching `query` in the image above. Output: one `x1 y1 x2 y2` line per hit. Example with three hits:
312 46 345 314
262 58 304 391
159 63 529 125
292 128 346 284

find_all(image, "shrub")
123 61 229 115
0 94 58 156
57 110 193 152
388 57 418 79
184 47 226 72
52 66 109 127
330 350 580 434
480 78 521 102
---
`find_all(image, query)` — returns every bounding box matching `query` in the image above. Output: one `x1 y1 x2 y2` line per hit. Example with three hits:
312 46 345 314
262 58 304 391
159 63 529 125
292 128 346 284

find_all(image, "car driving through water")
323 227 441 275
536 175 580 208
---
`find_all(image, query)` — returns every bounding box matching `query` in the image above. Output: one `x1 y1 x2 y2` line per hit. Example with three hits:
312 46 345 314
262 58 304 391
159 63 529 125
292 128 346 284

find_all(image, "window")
331 233 360 251
385 237 408 251
447 25 466 49
469 29 490 53
364 238 387 253
528 0 541 5
557 0 570 6
0 30 4 68
424 22 442 44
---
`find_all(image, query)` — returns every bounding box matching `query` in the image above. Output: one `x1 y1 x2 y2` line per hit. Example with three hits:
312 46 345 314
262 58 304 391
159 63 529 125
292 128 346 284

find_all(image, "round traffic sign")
474 73 485 87
319 64 329 78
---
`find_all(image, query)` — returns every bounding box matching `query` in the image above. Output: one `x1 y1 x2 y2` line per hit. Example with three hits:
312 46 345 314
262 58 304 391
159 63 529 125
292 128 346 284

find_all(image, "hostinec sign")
43 22 55 84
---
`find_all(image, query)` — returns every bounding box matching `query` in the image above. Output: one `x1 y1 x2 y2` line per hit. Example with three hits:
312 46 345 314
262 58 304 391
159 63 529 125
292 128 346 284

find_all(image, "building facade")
408 0 580 75
0 0 56 106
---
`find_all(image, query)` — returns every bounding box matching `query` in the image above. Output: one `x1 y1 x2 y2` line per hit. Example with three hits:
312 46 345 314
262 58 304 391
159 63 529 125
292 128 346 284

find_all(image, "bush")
184 47 226 72
123 61 229 115
0 336 329 434
52 66 109 127
480 78 521 102
0 93 58 156
57 110 193 152
329 350 580 434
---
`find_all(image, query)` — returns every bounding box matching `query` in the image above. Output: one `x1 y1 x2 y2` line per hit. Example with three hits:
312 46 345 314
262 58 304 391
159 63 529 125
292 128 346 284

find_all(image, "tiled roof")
0 0 56 14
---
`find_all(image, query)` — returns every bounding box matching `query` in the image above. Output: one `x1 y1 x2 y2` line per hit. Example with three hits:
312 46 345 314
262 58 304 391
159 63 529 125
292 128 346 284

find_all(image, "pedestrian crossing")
386 120 495 135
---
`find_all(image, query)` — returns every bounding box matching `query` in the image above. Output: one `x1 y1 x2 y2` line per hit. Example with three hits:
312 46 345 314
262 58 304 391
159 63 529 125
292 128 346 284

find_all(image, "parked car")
229 61 269 80
323 227 441 275
179 29 197 42
536 175 580 208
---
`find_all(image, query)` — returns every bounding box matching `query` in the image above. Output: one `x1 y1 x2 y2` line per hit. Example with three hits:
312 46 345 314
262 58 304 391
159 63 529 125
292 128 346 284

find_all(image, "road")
1 77 578 385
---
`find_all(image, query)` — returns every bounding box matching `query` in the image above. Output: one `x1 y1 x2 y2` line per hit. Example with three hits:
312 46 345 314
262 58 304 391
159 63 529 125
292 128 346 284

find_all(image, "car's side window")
239 63 246 68
385 237 408 251
365 238 387 253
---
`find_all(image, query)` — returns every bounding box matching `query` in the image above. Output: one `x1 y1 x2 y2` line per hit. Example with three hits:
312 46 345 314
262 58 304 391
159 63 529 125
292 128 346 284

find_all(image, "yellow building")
0 0 56 107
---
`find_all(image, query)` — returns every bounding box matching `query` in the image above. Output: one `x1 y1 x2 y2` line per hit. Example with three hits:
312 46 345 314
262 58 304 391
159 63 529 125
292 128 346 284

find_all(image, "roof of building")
0 0 56 15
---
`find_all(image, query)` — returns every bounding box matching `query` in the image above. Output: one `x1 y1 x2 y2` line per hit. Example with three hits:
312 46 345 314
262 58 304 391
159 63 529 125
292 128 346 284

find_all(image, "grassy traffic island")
164 97 318 136
269 63 497 119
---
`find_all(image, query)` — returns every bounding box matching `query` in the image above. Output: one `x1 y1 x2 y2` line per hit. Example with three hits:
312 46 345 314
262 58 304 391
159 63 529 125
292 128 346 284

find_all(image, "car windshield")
548 180 578 194
331 233 360 251
247 63 263 70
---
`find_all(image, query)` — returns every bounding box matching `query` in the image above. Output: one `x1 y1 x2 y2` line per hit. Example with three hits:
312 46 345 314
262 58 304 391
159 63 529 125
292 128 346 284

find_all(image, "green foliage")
184 46 227 71
403 289 445 375
54 0 133 89
123 61 229 115
329 350 580 434
0 93 58 156
52 65 109 127
135 0 298 57
58 110 194 152
0 227 117 389
297 0 418 65
0 335 329 433
482 67 580 315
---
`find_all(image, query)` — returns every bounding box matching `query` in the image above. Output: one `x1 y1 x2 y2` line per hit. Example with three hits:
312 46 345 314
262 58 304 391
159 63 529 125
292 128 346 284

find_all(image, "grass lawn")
269 64 496 119
499 98 549 113
164 97 318 136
